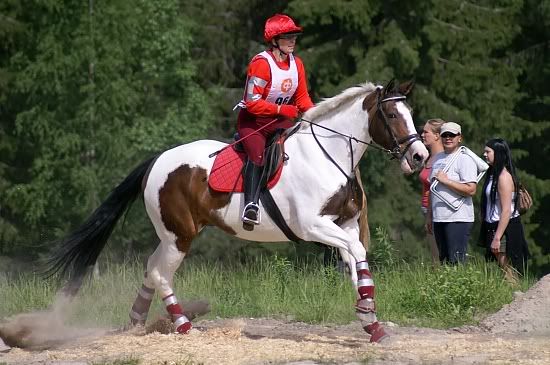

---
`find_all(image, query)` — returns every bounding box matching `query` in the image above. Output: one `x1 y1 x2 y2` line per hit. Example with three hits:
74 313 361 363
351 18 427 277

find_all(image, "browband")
380 95 406 103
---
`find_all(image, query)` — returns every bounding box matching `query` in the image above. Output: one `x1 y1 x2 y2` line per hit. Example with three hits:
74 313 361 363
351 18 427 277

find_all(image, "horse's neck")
290 98 370 176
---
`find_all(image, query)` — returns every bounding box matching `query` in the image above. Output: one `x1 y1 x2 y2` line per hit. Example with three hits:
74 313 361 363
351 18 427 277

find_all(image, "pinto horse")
45 79 428 343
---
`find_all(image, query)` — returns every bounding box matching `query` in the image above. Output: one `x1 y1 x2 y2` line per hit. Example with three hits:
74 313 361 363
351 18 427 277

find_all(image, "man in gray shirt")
426 122 478 263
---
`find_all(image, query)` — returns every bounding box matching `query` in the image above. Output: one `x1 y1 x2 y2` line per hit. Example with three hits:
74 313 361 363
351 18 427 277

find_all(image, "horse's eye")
389 113 397 119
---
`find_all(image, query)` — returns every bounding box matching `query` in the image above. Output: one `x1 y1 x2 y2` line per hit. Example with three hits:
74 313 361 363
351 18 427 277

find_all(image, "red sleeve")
243 57 279 117
292 56 314 112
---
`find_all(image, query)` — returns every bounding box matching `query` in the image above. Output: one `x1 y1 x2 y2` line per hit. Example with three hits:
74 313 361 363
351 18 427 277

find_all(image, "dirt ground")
1 275 550 365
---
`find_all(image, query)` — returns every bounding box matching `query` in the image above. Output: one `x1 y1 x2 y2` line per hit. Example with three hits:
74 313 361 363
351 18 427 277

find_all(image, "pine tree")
0 0 212 254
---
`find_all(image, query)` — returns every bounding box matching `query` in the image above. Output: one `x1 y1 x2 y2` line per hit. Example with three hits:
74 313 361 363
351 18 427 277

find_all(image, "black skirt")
478 217 530 274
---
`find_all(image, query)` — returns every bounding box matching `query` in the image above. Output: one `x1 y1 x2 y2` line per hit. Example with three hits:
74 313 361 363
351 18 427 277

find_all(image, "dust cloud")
0 292 110 350
0 294 211 351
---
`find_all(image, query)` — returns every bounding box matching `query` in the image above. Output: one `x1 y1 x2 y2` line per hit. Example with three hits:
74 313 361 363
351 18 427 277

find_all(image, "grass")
0 254 534 329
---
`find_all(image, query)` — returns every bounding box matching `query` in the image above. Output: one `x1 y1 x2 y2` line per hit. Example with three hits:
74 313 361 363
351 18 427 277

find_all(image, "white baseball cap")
440 122 461 135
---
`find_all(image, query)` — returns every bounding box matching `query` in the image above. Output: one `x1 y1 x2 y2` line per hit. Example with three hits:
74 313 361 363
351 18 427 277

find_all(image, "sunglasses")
441 133 459 139
278 33 301 40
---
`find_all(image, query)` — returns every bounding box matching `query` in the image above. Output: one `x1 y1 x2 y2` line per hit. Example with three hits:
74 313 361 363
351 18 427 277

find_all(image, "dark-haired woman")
480 138 529 279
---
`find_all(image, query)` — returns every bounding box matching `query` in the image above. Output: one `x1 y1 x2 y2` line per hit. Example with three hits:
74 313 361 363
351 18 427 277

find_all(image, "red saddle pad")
208 146 284 193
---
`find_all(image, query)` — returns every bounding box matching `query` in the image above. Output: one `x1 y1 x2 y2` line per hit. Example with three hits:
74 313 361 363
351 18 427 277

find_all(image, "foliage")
416 265 490 321
0 0 212 254
289 0 549 275
0 0 548 275
369 226 397 270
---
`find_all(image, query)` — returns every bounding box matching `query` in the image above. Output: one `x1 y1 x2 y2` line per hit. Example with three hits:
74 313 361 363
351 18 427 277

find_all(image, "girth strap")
260 189 302 243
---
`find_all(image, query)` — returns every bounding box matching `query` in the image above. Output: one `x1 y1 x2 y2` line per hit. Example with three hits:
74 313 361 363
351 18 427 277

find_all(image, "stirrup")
242 202 261 225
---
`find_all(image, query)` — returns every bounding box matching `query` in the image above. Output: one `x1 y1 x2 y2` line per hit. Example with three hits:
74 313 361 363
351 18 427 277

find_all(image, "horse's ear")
398 79 415 96
384 79 396 95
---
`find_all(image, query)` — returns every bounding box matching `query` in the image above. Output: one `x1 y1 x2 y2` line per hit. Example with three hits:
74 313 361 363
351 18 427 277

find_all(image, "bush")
418 265 489 321
370 226 397 270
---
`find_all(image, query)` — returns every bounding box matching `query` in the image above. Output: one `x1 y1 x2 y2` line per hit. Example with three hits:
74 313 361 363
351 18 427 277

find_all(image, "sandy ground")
1 275 550 365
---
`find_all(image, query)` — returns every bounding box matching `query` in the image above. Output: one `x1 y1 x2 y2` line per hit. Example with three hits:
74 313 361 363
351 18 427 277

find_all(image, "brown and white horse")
46 80 428 342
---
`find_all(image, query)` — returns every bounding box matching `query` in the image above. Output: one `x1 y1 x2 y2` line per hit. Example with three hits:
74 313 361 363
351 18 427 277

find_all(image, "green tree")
288 0 549 269
0 0 26 253
512 0 550 274
0 0 212 255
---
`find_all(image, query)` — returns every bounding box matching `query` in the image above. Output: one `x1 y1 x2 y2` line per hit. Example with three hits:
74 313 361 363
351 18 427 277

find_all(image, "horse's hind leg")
129 239 192 333
129 269 156 326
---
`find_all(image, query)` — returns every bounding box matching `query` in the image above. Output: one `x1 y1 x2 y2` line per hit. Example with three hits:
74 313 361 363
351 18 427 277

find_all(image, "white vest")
259 51 298 105
235 51 298 109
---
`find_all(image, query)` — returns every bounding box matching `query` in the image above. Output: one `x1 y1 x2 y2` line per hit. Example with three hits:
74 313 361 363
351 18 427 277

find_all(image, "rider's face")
277 36 297 54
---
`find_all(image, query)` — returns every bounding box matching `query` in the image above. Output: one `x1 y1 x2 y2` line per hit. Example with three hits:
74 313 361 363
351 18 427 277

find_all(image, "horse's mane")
300 82 377 130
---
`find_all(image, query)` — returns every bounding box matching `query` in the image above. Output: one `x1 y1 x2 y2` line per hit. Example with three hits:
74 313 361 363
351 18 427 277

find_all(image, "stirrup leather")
242 202 261 225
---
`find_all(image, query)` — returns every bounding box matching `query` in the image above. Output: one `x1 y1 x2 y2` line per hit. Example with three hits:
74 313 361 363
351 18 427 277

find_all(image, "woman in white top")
480 138 529 277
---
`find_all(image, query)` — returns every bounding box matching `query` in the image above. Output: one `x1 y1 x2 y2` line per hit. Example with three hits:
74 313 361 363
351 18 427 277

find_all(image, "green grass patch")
0 256 533 329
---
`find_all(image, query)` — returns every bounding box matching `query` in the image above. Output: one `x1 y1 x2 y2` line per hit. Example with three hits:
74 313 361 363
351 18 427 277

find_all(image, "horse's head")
363 79 428 174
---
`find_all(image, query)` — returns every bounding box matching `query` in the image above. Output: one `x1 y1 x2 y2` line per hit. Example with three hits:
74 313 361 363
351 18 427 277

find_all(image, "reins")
300 91 421 180
301 117 394 154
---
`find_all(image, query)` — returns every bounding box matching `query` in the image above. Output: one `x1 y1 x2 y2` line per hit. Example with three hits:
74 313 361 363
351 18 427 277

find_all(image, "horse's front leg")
130 240 191 333
305 218 388 343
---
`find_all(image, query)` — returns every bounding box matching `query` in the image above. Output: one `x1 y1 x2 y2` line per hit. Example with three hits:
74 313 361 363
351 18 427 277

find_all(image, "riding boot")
242 160 263 229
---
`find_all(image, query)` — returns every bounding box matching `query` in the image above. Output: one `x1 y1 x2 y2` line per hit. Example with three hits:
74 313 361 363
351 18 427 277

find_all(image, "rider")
236 14 314 228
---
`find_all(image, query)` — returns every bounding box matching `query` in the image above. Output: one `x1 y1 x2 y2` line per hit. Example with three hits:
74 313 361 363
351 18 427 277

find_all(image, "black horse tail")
44 155 158 294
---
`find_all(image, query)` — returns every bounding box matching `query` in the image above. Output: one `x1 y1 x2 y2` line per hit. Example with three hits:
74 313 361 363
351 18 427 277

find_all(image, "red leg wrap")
129 285 155 325
175 320 193 334
163 294 193 334
365 321 389 343
356 261 374 300
358 285 375 300
166 303 184 317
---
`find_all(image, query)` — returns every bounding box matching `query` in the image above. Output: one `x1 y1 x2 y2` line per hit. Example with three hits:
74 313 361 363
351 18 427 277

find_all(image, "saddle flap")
208 132 287 193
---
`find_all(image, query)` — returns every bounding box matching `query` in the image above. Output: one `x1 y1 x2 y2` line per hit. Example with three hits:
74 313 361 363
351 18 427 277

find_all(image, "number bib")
259 51 298 106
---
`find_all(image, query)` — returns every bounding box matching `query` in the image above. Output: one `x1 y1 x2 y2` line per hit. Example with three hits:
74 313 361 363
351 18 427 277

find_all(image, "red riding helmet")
263 14 303 43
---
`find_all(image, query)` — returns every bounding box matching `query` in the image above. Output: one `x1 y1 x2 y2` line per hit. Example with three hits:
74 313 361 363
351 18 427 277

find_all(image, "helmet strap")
272 39 289 58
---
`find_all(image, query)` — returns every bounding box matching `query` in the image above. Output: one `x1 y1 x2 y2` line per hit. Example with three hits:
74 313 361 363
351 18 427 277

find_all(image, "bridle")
303 88 422 180
373 88 422 160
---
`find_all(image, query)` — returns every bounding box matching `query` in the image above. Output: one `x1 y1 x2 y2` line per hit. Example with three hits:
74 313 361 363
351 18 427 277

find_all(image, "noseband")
375 89 422 160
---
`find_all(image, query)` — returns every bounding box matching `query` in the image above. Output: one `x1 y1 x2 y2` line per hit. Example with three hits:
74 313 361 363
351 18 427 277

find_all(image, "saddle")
208 129 289 193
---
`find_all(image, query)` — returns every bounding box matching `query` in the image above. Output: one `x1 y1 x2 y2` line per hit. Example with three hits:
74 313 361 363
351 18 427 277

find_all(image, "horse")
45 79 428 343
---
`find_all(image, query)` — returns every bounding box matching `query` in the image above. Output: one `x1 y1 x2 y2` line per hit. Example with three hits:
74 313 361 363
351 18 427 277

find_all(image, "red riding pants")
238 117 293 165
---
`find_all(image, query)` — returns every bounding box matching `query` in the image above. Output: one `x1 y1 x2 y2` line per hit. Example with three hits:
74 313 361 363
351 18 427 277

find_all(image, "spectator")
419 119 445 264
426 122 478 264
480 138 530 280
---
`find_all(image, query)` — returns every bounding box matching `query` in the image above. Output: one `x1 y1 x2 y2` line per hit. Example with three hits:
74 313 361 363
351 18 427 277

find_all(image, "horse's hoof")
243 222 254 231
365 322 389 343
176 321 192 334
